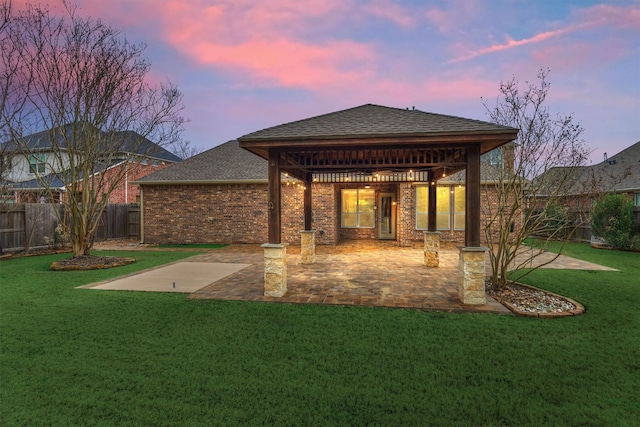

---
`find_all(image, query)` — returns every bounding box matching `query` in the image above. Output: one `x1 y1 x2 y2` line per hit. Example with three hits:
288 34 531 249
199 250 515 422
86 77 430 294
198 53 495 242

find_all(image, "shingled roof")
577 141 640 193
238 103 516 142
534 141 640 196
136 140 268 184
2 124 181 163
136 139 509 185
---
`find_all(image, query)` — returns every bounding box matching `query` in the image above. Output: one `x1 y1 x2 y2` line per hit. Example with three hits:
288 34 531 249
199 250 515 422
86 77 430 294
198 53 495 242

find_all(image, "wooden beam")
428 171 437 232
304 172 312 231
465 143 481 247
268 149 281 244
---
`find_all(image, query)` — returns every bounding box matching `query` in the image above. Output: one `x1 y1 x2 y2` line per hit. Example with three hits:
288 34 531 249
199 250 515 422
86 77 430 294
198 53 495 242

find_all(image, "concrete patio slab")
84 262 250 293
86 240 618 314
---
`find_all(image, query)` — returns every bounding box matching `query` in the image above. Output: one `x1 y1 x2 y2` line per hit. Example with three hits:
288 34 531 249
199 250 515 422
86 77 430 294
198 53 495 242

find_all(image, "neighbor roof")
136 140 268 184
535 141 640 195
238 104 517 142
577 141 640 193
2 124 181 163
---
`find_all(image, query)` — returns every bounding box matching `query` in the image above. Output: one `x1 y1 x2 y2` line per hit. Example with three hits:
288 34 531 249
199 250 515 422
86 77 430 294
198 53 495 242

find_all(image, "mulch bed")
50 255 136 271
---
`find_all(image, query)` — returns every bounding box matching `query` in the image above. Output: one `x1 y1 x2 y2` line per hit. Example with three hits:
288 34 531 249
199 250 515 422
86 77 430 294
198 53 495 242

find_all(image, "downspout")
139 186 144 243
125 170 129 203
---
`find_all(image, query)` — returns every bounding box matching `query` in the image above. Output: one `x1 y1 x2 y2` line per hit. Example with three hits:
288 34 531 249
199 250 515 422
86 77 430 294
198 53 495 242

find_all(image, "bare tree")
481 69 590 288
0 1 185 256
172 138 203 160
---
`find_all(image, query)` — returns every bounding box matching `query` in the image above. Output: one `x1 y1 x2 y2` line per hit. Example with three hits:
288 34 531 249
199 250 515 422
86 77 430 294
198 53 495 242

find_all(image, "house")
136 104 518 247
526 140 640 243
579 141 640 205
532 141 640 208
1 124 182 204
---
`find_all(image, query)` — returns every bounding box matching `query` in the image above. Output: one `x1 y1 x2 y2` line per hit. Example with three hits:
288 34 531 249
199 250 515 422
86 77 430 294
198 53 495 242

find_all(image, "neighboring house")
534 141 640 208
581 141 640 205
529 140 640 241
1 124 181 203
137 138 515 246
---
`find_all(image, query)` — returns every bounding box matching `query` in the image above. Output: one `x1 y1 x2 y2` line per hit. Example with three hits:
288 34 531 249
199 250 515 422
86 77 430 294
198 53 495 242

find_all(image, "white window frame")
415 185 465 231
29 153 46 174
341 189 375 228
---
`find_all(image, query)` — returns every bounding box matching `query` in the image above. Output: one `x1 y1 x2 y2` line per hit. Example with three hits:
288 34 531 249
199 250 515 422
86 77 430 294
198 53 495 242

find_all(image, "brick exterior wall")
141 183 341 245
15 160 174 205
107 161 174 204
141 181 514 246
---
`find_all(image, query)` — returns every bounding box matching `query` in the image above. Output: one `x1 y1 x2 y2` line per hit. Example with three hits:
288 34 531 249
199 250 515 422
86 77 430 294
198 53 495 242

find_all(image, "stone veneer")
458 247 488 305
262 243 287 297
300 230 316 264
423 231 440 267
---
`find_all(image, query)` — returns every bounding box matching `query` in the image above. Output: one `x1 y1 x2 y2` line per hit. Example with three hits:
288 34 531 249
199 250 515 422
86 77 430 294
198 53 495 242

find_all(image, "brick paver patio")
187 241 512 314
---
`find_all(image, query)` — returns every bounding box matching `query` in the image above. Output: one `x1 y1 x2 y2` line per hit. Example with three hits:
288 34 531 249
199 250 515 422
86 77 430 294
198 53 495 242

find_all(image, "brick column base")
423 231 440 267
262 243 287 297
300 230 316 264
458 246 488 305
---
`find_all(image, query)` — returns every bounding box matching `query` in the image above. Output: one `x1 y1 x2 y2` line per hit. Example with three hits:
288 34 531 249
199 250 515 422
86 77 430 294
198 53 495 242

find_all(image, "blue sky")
36 0 640 164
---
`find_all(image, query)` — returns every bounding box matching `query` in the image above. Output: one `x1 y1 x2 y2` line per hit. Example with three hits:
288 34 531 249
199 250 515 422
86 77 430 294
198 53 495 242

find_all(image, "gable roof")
238 103 517 142
2 124 181 163
136 140 268 184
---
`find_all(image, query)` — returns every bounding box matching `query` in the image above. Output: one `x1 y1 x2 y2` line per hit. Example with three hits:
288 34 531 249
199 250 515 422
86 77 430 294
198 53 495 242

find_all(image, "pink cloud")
424 1 482 34
576 4 640 30
531 38 631 72
153 1 384 90
365 0 416 27
446 23 591 64
181 38 377 89
446 4 639 64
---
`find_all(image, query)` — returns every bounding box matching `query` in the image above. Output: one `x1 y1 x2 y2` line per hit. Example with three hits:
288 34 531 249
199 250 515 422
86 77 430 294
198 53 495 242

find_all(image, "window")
635 193 640 207
453 186 465 230
29 153 46 174
416 186 429 229
0 155 12 172
416 185 465 231
341 189 374 228
436 187 450 229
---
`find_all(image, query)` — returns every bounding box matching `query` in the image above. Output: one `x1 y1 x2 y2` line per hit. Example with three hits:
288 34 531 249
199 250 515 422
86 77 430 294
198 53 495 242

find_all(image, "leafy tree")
591 193 639 250
481 69 590 288
0 1 186 256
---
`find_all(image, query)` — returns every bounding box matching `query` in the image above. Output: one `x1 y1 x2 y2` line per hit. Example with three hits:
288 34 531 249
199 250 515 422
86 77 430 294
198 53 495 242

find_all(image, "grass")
1 244 639 426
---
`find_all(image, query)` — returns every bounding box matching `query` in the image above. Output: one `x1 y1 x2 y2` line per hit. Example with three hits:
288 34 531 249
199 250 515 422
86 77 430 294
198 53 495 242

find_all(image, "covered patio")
188 242 510 314
237 104 518 305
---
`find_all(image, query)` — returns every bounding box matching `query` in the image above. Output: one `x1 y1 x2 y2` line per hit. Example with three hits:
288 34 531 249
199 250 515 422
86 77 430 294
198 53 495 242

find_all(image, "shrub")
591 193 639 250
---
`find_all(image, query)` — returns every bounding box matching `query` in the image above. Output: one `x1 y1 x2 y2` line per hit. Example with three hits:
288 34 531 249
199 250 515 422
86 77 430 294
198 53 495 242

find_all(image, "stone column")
300 230 316 264
423 231 441 267
262 243 287 297
458 246 488 305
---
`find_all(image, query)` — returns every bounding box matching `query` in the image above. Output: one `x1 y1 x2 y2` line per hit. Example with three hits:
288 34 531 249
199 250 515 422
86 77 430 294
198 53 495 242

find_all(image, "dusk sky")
35 1 640 164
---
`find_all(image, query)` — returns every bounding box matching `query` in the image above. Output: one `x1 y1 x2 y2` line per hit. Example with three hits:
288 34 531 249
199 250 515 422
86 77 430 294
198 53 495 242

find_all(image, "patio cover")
238 104 518 247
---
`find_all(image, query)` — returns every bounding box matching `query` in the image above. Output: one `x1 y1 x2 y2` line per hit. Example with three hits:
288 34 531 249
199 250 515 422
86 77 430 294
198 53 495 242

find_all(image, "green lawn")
1 245 639 426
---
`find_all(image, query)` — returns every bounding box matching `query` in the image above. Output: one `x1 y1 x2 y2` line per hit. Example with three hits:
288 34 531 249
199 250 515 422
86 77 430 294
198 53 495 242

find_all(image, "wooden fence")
0 203 140 253
530 206 640 242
